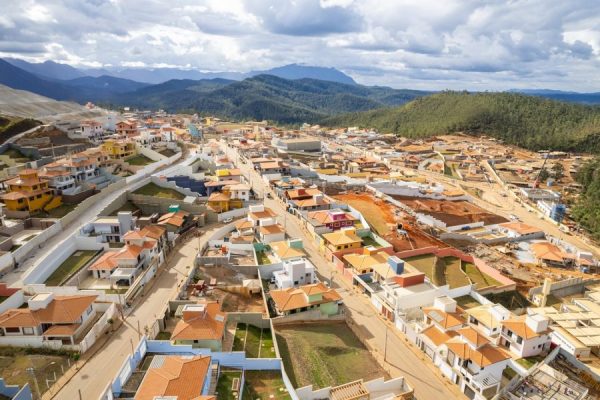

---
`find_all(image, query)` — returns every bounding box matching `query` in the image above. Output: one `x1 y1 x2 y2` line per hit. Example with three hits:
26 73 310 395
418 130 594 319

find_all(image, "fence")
12 223 62 265
77 303 119 353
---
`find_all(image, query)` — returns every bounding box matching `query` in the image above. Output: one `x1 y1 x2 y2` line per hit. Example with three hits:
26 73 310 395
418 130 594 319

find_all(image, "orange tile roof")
445 339 510 367
208 192 230 202
421 325 458 346
115 244 144 260
88 251 120 271
235 220 254 230
293 197 332 208
270 241 306 259
171 302 226 341
499 222 543 235
134 355 211 400
249 208 277 220
285 188 321 200
259 224 284 235
0 295 96 328
270 284 341 312
42 324 80 336
530 242 566 262
501 315 550 339
458 327 490 348
322 230 362 246
422 307 466 329
307 210 357 225
140 225 166 240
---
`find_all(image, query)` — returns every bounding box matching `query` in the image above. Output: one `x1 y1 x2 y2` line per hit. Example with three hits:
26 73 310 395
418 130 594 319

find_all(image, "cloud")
0 0 598 91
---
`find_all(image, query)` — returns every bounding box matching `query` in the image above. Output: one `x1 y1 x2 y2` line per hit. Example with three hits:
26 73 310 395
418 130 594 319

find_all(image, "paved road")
223 143 465 400
2 153 197 287
51 226 218 400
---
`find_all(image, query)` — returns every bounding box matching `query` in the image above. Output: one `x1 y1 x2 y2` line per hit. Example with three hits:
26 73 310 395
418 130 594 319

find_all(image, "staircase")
43 195 63 211
208 363 219 395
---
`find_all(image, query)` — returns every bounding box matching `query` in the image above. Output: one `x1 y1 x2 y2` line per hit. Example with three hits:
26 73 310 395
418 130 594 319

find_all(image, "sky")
1 0 599 91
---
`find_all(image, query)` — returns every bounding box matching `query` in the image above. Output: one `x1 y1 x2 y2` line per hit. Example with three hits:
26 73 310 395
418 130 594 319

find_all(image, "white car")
223 217 233 223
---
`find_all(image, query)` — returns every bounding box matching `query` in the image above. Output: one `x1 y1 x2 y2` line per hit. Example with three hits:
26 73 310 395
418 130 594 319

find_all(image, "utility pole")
384 326 389 363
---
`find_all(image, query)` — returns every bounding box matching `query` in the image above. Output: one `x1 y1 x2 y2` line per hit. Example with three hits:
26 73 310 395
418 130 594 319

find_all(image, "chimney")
526 314 549 334
313 194 324 202
28 293 54 311
387 256 404 275
182 304 206 322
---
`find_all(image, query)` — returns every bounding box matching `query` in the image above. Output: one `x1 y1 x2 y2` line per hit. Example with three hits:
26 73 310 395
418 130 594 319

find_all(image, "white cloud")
0 0 598 90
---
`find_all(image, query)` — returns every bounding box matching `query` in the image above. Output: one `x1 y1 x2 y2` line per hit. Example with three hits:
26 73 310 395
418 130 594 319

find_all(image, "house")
224 183 251 202
0 293 97 347
259 223 286 243
530 241 575 268
297 377 414 400
273 258 317 289
270 282 341 316
133 355 214 400
270 239 307 261
418 297 465 363
88 226 165 285
101 139 136 159
290 193 333 212
285 187 321 201
321 227 362 253
440 327 511 399
0 169 60 212
157 210 194 236
170 302 226 351
306 208 358 232
497 222 545 241
465 303 511 339
85 211 136 243
207 184 247 212
258 161 290 175
39 150 110 194
343 248 389 275
500 314 552 358
79 120 103 138
215 168 242 182
115 120 138 137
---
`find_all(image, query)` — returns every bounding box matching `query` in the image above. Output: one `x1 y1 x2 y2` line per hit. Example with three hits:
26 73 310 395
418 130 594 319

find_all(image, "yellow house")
343 249 389 275
100 140 136 159
0 169 61 212
321 227 362 252
207 186 244 213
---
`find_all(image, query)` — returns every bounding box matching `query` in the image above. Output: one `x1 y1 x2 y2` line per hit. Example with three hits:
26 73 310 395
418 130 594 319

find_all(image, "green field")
133 182 184 200
405 254 470 289
462 262 501 288
44 250 99 286
216 369 242 400
233 323 276 358
46 203 78 218
275 323 386 389
125 154 154 166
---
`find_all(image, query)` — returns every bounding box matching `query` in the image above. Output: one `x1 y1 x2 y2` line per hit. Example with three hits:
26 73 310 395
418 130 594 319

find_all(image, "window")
23 327 34 335
5 327 20 333
516 336 523 345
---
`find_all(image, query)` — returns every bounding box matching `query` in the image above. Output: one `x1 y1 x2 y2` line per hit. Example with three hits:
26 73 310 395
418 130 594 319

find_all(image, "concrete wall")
0 289 24 314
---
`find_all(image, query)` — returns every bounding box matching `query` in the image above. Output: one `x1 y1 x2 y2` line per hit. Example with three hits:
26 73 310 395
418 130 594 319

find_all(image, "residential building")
259 223 286 243
270 239 307 261
79 120 103 138
497 222 545 241
273 258 317 289
500 314 552 358
0 293 97 347
306 208 359 232
297 377 414 400
321 227 362 253
0 169 60 212
101 139 136 159
115 120 138 137
290 193 333 212
157 210 195 236
343 248 389 275
269 282 341 316
465 303 511 339
530 241 574 268
215 168 242 182
133 355 213 400
84 211 136 243
170 302 226 351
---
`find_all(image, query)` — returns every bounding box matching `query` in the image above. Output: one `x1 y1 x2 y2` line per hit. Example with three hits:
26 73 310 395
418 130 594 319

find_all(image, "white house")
465 303 511 339
84 212 136 243
273 258 317 289
500 314 552 358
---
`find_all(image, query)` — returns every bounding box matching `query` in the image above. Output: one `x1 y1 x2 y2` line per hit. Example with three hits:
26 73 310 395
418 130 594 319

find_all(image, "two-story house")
0 169 60 212
273 258 317 289
85 212 136 243
500 314 552 358
170 302 226 351
0 293 97 347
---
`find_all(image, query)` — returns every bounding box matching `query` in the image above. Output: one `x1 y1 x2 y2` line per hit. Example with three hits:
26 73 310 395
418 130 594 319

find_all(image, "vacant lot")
125 154 154 166
0 348 72 397
462 262 501 288
133 182 184 200
44 250 99 286
276 323 386 389
243 370 291 400
233 323 276 358
404 254 470 289
158 148 177 157
45 203 78 218
334 193 395 235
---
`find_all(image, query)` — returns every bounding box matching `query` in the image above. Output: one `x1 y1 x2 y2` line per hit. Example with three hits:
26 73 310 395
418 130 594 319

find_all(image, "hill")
322 91 600 153
0 115 41 144
64 75 150 93
510 89 600 105
115 74 429 123
4 58 86 80
250 64 355 85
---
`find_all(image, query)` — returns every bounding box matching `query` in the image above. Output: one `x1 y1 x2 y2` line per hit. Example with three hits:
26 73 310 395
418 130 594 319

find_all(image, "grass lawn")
154 332 171 340
361 235 381 248
275 323 386 389
133 182 185 200
443 257 470 289
405 254 469 289
454 295 481 310
256 251 271 265
485 291 531 311
109 200 140 216
0 349 72 396
104 288 128 294
516 355 545 370
233 323 276 358
243 370 291 400
216 369 243 400
462 262 501 288
44 250 99 286
46 203 78 218
404 254 436 281
125 154 154 166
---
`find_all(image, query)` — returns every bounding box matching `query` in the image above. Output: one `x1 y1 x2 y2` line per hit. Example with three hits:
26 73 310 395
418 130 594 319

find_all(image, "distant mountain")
64 75 150 93
4 58 86 80
81 67 246 84
250 64 355 85
509 89 600 104
322 91 600 153
115 74 429 123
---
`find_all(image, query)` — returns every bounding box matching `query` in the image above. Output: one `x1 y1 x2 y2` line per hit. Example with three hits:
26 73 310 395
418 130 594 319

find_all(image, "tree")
538 168 550 182
551 163 564 180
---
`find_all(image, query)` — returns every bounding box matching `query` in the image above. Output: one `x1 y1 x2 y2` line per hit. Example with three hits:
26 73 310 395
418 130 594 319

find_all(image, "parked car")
223 217 233 223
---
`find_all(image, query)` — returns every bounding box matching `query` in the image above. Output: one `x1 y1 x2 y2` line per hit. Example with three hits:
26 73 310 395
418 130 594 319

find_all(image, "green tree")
551 163 564 180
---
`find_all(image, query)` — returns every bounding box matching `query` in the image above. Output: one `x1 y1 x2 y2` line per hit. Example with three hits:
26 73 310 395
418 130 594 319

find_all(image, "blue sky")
1 0 599 91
